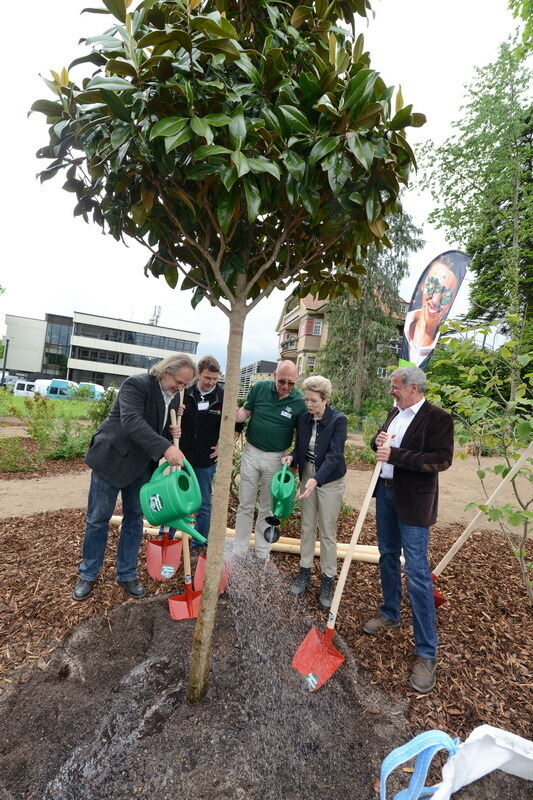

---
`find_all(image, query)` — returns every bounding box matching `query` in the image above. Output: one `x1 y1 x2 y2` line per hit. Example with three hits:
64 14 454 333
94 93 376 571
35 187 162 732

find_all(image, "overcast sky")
0 0 518 370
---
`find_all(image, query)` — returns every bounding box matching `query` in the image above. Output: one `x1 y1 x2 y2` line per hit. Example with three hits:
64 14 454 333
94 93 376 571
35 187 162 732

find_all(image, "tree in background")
319 211 422 414
421 42 532 397
31 0 425 700
507 0 533 54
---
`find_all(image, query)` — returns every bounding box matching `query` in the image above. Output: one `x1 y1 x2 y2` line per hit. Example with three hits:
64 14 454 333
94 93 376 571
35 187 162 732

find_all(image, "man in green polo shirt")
234 360 306 559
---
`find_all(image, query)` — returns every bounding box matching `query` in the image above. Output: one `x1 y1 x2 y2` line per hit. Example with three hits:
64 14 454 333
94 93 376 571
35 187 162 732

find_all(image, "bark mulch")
1 499 531 745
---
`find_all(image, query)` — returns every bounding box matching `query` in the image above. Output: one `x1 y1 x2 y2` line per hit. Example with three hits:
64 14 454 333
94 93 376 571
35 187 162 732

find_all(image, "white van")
33 379 53 396
13 380 35 397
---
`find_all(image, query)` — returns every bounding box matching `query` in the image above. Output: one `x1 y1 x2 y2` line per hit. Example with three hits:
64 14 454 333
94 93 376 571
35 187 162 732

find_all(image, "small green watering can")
264 462 297 544
140 459 206 545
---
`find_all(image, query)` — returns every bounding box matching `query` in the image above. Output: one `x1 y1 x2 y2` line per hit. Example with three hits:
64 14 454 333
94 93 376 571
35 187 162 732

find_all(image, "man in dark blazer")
72 354 196 601
364 366 453 694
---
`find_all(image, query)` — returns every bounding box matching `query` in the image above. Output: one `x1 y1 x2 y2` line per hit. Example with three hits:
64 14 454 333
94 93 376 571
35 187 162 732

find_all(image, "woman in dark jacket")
282 375 347 610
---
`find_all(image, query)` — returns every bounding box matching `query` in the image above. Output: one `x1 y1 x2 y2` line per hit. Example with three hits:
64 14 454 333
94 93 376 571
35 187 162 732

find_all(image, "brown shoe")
363 613 400 635
410 657 437 693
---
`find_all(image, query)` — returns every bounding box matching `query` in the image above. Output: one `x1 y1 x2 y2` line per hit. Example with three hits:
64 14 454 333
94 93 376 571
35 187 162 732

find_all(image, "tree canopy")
420 43 532 336
319 211 423 414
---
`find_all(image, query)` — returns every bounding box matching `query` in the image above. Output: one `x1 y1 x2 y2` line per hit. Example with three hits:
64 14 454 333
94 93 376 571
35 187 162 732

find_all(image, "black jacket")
84 373 177 488
180 382 245 467
291 405 347 486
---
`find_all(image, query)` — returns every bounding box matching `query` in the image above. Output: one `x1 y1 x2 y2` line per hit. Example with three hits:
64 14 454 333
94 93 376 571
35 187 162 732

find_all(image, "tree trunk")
187 305 246 703
353 316 367 413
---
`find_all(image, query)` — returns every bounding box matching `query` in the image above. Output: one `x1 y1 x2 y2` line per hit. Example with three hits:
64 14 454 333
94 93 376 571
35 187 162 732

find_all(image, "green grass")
0 392 92 420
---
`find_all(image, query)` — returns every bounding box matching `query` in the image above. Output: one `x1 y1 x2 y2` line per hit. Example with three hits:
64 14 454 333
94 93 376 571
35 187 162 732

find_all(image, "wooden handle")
326 433 392 630
433 440 533 577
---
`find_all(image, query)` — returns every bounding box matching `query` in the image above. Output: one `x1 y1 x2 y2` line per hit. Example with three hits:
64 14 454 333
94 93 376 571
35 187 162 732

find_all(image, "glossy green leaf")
231 151 250 177
87 75 134 92
308 136 340 166
365 188 381 223
100 89 131 122
165 127 193 152
164 263 179 290
220 165 238 192
192 145 231 160
389 104 413 131
105 59 137 78
217 190 237 234
327 153 351 194
351 101 382 129
149 117 189 139
101 0 126 23
228 108 246 148
282 150 306 180
196 38 242 59
247 157 281 180
346 133 374 171
410 113 427 128
190 117 213 144
30 99 63 116
291 5 313 27
277 104 312 134
68 53 107 70
204 113 232 127
341 70 377 111
243 178 261 221
137 30 192 50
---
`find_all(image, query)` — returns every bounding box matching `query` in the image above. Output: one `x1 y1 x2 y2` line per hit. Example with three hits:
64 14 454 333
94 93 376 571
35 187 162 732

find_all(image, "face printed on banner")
421 262 459 332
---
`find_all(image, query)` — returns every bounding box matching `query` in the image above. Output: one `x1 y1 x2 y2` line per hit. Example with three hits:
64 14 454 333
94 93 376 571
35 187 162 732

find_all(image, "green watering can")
264 462 297 544
140 459 207 545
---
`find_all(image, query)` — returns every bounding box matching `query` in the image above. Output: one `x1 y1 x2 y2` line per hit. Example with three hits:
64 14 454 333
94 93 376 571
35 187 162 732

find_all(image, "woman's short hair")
197 355 221 374
150 354 197 380
302 375 332 401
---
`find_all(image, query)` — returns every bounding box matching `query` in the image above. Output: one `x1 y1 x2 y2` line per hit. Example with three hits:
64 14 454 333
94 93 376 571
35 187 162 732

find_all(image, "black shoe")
72 579 95 601
290 567 311 596
118 578 146 598
318 575 334 610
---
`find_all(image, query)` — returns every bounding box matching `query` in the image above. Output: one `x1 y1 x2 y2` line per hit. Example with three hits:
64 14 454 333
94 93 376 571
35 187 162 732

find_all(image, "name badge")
197 401 209 411
280 410 292 418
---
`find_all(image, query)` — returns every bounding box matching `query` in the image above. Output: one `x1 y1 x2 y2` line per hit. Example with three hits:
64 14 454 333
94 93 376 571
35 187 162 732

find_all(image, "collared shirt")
243 379 306 452
380 398 426 479
159 384 176 431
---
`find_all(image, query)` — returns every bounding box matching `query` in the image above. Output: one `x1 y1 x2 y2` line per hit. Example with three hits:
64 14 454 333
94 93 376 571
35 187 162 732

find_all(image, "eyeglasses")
277 379 295 386
424 276 454 307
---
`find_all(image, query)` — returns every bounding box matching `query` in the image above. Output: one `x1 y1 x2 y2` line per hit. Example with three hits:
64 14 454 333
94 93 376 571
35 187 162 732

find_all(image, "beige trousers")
299 460 345 578
233 442 285 559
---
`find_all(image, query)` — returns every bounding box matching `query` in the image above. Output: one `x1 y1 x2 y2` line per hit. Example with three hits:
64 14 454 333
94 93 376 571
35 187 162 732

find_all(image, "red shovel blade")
431 572 447 608
168 583 203 620
292 626 345 692
146 538 182 581
193 555 229 595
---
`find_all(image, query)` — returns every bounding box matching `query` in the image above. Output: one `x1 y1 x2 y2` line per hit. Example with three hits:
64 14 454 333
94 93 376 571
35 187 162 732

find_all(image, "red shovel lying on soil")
431 441 533 607
293 436 392 691
145 403 184 580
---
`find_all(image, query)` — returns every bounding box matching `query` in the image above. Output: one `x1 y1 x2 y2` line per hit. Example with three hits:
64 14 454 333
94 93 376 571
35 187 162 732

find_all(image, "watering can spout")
170 516 207 546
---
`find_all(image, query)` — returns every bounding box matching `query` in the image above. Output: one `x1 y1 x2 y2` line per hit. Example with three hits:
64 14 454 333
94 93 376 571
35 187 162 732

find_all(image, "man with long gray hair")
72 354 196 601
364 366 453 694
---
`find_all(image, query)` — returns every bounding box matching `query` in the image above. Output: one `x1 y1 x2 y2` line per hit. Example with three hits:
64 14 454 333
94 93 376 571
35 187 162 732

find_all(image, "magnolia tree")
32 0 424 701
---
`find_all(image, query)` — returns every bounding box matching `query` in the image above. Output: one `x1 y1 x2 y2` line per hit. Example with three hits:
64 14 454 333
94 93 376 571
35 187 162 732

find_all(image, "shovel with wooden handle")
292 435 392 691
432 440 533 606
145 401 185 580
167 404 203 619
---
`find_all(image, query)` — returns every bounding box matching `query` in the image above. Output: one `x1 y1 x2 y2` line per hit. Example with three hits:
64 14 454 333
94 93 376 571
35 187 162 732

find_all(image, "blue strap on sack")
380 730 460 800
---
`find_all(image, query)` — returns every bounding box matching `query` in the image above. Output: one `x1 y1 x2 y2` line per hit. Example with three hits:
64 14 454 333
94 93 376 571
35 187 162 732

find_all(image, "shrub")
19 395 56 452
88 387 117 430
47 418 93 460
0 437 36 472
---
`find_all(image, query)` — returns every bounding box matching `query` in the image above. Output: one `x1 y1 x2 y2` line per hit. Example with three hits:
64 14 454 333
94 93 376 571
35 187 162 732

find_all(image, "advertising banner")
399 250 471 370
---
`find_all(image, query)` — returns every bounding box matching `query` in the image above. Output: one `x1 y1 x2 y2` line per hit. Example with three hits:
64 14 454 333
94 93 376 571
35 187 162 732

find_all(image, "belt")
379 477 394 488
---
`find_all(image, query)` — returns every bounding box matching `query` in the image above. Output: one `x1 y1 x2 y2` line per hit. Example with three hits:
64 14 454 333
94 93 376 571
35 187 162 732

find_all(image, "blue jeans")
79 467 151 582
192 462 217 540
375 480 438 660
